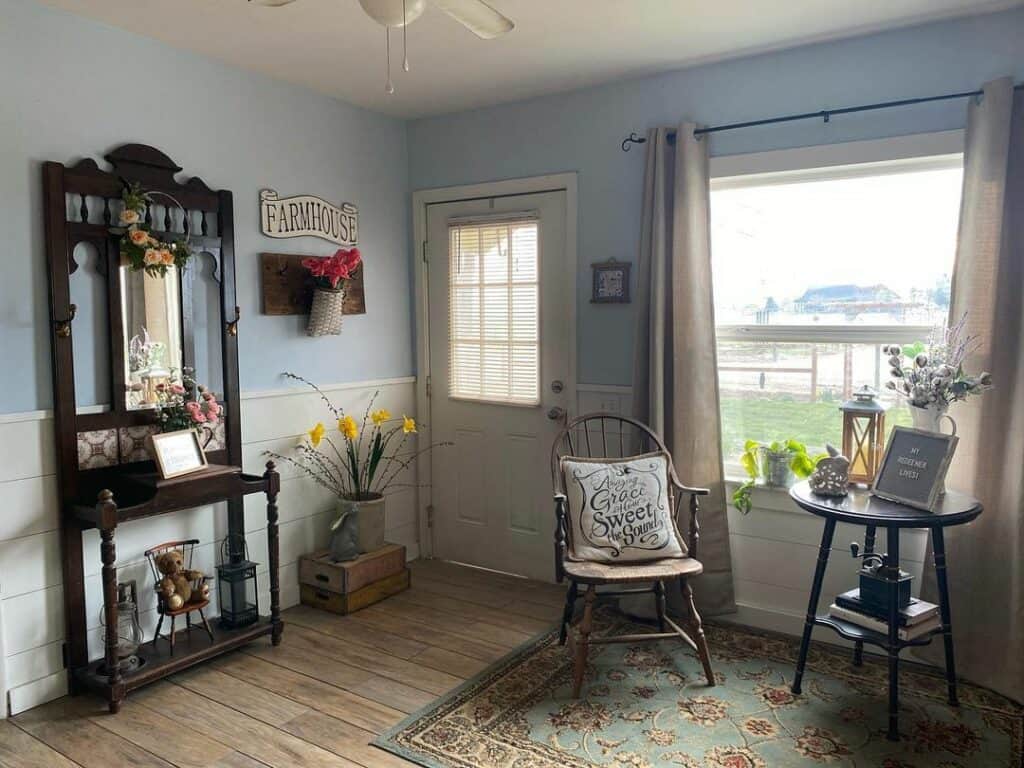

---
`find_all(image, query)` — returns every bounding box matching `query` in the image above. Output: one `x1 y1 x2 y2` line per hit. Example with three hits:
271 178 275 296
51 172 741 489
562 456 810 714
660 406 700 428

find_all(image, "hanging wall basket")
307 286 346 336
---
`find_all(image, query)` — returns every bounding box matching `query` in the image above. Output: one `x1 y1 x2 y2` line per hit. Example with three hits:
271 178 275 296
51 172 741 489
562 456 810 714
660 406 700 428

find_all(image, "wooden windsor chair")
551 413 715 698
144 539 214 654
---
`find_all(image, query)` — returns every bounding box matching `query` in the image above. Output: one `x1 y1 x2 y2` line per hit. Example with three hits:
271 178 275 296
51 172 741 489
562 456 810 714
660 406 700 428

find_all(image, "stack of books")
828 588 942 641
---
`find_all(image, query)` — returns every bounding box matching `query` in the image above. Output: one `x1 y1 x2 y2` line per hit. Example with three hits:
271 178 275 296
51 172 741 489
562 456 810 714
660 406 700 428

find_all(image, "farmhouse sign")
259 189 359 246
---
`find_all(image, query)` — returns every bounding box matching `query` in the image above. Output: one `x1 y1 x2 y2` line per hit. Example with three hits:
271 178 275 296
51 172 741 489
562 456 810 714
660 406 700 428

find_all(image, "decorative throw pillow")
560 452 686 564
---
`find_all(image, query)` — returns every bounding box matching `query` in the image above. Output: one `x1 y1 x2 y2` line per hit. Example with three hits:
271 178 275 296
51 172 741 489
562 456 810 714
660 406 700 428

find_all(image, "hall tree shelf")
42 143 283 713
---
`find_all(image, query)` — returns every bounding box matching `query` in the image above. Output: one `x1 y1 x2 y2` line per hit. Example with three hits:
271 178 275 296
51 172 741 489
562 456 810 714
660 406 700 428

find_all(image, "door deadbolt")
551 380 564 393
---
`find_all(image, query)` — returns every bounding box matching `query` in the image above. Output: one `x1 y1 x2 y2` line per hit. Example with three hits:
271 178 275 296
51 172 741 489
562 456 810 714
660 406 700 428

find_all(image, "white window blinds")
448 216 540 405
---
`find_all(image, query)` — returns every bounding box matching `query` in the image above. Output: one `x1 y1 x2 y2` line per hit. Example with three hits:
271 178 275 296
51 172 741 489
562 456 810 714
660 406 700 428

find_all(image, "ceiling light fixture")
253 0 514 96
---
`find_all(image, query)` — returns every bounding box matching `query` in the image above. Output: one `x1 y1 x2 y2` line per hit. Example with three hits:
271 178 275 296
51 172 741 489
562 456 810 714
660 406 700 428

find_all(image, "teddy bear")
155 549 210 610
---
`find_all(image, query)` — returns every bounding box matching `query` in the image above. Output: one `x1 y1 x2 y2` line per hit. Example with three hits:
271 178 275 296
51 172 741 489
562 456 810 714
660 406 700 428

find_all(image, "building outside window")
710 149 963 472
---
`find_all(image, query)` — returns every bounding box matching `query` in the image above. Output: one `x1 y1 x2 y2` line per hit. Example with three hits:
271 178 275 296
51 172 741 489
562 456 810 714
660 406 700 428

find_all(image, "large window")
448 217 540 405
710 151 963 469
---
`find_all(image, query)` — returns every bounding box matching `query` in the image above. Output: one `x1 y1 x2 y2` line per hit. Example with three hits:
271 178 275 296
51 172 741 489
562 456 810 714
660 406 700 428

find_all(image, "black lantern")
217 535 259 628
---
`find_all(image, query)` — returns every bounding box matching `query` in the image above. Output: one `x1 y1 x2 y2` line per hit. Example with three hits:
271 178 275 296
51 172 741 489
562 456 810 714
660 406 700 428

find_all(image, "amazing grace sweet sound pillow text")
561 452 686 563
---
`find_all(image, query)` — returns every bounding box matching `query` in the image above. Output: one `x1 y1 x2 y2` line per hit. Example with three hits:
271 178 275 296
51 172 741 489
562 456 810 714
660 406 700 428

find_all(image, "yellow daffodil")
402 415 417 434
371 408 391 426
339 414 359 440
308 422 325 448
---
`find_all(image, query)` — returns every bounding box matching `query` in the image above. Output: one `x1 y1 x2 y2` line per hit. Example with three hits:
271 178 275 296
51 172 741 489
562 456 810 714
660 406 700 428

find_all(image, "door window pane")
449 219 540 405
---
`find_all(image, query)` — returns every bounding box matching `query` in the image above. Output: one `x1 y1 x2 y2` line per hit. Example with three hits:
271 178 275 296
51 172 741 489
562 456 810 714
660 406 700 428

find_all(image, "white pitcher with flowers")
884 314 992 493
264 373 450 561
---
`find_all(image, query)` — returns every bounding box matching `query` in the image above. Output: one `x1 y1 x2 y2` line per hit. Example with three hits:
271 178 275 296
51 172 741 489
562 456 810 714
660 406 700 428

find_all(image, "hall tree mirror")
120 264 182 410
43 143 282 714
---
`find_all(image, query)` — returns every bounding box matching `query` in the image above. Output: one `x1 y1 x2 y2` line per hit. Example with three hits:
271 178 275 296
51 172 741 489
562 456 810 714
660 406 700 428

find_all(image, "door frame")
412 173 578 559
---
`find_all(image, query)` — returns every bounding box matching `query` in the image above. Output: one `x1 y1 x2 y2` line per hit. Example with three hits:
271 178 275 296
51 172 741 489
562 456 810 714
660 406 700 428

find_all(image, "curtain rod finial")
621 132 647 152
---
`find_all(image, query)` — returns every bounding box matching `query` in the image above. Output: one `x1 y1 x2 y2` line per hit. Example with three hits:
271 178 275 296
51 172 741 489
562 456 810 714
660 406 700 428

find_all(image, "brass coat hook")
55 304 77 338
226 305 240 336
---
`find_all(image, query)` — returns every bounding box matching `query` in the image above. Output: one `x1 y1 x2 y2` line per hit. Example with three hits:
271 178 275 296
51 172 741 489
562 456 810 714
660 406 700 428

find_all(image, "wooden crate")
299 544 406 594
300 569 410 615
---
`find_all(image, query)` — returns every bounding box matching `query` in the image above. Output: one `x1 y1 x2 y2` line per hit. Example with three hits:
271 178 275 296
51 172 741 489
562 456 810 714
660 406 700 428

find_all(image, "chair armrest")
673 489 705 560
677 484 710 496
553 494 568 583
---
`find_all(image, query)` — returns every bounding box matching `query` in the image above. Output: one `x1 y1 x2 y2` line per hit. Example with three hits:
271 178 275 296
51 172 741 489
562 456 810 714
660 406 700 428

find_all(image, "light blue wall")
4 2 1023 411
0 0 411 414
408 8 1024 387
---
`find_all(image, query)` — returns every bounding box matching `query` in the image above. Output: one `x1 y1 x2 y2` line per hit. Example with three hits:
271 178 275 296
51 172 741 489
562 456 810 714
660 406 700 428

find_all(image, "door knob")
547 406 567 421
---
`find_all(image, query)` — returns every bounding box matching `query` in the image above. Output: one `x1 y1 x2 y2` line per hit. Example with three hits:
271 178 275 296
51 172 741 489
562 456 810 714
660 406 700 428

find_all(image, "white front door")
425 189 572 582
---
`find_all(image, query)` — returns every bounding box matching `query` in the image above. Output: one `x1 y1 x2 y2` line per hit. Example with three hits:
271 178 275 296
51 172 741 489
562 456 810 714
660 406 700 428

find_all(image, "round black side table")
788 480 982 742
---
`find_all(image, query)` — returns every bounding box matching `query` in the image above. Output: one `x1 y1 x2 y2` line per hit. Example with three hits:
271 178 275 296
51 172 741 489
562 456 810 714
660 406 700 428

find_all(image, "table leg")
792 517 835 695
265 462 283 645
97 490 124 714
932 526 958 706
886 526 901 741
853 524 877 667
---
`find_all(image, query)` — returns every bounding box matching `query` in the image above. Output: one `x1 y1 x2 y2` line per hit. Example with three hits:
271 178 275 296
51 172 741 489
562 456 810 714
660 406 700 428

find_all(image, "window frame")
709 131 965 478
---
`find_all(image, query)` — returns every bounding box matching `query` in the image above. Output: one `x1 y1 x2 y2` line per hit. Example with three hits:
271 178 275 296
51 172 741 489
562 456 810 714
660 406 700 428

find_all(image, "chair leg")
152 612 164 648
654 580 667 632
198 608 214 642
572 586 596 699
681 578 715 686
559 581 578 646
169 615 176 655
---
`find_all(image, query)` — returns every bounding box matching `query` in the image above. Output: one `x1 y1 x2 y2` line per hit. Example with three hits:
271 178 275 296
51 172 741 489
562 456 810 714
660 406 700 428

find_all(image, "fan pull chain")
385 25 394 95
402 0 410 72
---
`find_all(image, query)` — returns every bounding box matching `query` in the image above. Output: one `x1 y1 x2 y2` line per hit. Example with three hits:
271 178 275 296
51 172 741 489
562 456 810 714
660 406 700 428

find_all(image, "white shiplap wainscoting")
0 376 417 717
575 384 930 649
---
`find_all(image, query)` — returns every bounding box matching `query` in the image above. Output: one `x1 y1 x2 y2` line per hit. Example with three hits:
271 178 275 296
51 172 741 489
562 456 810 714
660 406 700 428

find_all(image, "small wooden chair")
144 539 214 653
552 413 715 698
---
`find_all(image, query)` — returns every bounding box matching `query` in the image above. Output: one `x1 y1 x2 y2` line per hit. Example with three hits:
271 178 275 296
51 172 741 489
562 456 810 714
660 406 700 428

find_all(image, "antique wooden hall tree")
42 143 282 712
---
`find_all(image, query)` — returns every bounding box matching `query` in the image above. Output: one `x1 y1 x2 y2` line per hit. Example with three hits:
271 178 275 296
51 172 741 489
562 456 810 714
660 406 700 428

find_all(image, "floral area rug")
374 609 1023 767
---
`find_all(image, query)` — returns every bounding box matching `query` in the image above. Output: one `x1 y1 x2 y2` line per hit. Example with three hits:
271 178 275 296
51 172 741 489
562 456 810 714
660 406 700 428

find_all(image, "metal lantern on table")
217 535 259 629
840 385 888 485
99 581 144 673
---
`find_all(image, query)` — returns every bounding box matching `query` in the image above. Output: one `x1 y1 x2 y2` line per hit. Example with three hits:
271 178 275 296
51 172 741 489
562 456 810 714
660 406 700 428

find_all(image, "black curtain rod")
620 82 1024 151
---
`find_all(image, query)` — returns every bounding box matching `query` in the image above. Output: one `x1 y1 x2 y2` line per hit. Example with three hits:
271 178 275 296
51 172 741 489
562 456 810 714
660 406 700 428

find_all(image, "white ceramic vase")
335 494 386 555
909 403 957 437
908 403 956 495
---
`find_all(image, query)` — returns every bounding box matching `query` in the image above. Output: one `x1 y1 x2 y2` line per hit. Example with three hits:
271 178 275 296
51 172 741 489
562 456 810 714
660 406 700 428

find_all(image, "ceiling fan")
251 0 515 94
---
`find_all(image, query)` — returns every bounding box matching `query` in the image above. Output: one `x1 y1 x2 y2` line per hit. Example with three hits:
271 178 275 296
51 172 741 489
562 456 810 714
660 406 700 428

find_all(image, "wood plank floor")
1 559 565 768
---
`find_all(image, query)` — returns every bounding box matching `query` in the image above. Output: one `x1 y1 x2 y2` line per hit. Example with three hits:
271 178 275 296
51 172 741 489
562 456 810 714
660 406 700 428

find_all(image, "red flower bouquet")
302 248 362 291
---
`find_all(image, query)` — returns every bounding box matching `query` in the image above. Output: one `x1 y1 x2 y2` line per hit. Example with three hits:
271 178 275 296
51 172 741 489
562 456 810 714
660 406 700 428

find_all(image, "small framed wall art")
871 426 958 511
150 429 209 479
591 259 631 303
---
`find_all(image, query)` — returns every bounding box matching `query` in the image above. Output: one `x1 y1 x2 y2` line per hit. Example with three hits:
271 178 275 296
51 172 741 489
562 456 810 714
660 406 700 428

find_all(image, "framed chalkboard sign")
871 426 958 511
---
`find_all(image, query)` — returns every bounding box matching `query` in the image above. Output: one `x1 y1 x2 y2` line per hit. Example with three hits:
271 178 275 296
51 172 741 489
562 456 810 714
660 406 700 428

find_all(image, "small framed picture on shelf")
871 426 958 511
591 259 631 303
150 429 208 479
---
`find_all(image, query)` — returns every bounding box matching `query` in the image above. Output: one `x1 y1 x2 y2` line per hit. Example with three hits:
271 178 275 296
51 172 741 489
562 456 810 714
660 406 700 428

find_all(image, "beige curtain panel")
632 123 736 618
919 77 1024 702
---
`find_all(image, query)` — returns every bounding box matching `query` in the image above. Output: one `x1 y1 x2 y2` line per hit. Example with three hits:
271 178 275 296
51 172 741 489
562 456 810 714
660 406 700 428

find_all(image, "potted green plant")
732 439 824 515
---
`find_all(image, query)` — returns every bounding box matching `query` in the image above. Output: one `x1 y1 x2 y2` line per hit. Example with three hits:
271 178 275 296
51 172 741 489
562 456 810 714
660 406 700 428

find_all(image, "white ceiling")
40 0 1021 118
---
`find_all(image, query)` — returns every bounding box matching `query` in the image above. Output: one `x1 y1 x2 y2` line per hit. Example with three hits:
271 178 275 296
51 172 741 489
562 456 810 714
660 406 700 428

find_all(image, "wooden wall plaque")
260 253 366 316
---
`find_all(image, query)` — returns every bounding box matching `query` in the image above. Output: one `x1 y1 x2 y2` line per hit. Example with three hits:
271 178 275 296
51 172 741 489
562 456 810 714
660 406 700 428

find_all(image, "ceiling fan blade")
248 0 299 6
431 0 514 39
